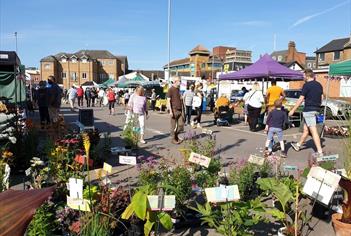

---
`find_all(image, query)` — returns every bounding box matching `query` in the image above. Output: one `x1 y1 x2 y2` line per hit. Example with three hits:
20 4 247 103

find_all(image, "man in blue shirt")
289 69 323 157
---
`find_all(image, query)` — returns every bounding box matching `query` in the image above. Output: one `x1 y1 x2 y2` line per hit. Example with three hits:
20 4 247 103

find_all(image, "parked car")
230 90 246 103
284 89 351 118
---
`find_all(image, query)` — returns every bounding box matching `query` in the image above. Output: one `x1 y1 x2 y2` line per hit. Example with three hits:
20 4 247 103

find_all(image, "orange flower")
2 150 13 159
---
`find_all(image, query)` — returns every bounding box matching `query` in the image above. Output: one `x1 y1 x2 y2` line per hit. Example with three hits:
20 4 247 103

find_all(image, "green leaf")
158 212 173 230
267 209 286 220
132 190 147 220
121 203 134 220
144 220 154 236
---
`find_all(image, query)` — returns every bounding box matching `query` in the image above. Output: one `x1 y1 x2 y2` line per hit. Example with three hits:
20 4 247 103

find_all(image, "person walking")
124 90 130 108
129 86 148 144
265 80 285 130
150 89 157 111
107 88 116 115
77 86 84 107
167 76 184 144
183 85 194 125
289 69 324 157
264 99 288 158
246 82 264 132
85 87 92 107
67 86 77 111
47 76 62 126
37 81 50 129
191 91 203 128
98 88 106 107
91 87 98 107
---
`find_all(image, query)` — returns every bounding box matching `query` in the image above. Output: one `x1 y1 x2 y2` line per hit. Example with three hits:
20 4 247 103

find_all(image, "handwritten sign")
103 162 112 173
317 154 339 162
205 185 240 203
69 178 83 199
119 155 137 165
189 152 211 168
67 196 91 212
303 166 341 205
283 165 298 171
147 195 175 211
247 155 265 166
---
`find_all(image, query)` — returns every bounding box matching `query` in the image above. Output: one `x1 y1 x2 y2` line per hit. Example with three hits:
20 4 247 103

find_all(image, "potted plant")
257 177 310 236
122 119 139 150
332 124 351 236
121 185 173 236
190 197 267 236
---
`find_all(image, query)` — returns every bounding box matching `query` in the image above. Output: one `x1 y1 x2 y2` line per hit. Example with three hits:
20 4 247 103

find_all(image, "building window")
82 58 88 63
307 63 311 68
44 64 51 69
201 63 205 68
278 55 283 61
99 73 106 80
70 72 77 81
334 51 340 60
62 72 66 79
319 53 325 61
313 63 316 68
108 60 113 65
71 58 77 63
61 58 67 63
82 72 87 79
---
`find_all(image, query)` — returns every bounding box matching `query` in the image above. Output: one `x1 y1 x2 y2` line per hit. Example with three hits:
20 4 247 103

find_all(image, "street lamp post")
167 0 171 82
14 32 18 53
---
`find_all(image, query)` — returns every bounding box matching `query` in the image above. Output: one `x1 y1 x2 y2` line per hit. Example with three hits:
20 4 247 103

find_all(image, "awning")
329 59 351 76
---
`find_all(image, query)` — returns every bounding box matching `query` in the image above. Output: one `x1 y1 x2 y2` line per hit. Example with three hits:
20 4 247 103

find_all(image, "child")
264 99 288 158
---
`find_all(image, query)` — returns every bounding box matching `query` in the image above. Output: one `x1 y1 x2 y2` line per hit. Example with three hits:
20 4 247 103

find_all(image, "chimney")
287 41 296 63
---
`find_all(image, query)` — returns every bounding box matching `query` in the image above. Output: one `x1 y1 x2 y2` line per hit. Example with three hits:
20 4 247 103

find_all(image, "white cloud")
290 0 350 29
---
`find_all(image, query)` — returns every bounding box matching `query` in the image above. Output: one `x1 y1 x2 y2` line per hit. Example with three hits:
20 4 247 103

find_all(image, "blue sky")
0 0 350 70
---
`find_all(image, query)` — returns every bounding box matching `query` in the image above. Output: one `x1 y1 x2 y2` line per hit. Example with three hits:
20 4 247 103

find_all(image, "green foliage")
27 201 59 236
190 197 267 236
122 119 139 148
229 161 272 200
121 185 173 235
80 213 111 236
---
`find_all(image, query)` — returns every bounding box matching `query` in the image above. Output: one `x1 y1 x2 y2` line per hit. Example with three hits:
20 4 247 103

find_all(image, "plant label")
25 167 31 176
147 195 175 211
205 185 240 203
119 155 137 165
303 166 341 206
317 154 338 162
202 128 213 135
248 155 265 166
103 162 112 173
68 178 83 199
283 165 298 171
189 152 211 168
67 196 91 212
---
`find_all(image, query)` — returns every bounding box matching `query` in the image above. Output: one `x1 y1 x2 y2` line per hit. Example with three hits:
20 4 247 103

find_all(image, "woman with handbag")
246 82 264 132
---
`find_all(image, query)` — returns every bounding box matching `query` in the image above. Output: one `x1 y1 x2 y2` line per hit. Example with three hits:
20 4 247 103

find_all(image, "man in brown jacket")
167 76 184 144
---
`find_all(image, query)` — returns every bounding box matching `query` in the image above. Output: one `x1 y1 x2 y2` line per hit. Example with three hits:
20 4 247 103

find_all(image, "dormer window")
81 55 89 63
60 55 67 63
71 55 78 63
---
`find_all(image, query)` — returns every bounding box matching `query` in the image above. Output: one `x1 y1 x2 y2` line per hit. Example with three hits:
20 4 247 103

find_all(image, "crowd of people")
31 68 325 158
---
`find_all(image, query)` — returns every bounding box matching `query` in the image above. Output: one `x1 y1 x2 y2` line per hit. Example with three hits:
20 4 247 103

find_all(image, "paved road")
61 105 347 235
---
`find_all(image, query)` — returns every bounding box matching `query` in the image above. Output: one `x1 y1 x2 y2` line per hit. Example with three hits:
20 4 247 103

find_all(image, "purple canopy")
219 54 303 81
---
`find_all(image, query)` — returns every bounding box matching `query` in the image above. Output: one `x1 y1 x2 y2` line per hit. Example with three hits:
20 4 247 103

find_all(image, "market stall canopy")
118 71 150 81
100 78 116 87
0 186 55 236
117 73 147 88
81 81 98 87
219 54 304 81
329 59 351 76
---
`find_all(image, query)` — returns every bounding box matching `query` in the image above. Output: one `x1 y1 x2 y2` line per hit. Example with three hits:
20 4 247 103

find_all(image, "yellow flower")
2 151 13 159
82 133 91 154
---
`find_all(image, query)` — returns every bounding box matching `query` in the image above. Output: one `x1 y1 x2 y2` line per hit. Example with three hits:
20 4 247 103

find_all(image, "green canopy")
117 74 146 88
329 59 351 76
0 71 26 103
101 78 116 87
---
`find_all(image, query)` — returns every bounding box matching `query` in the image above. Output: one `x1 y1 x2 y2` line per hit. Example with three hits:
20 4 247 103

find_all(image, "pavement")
15 103 349 235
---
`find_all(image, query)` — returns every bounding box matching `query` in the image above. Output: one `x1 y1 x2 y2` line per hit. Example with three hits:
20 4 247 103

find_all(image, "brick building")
315 37 351 68
40 50 127 89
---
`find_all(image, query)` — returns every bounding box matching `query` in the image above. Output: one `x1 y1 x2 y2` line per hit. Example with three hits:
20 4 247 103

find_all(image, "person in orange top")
215 95 230 108
266 80 285 111
265 80 285 131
